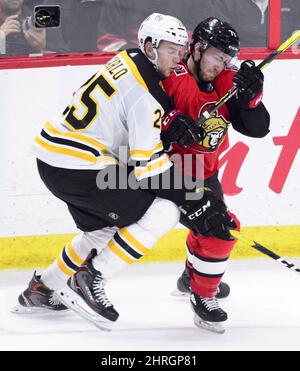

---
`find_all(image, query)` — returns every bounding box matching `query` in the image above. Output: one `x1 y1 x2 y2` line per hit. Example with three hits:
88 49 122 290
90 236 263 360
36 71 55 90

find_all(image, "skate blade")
170 289 227 300
58 286 114 332
170 289 189 297
11 304 70 315
193 314 225 334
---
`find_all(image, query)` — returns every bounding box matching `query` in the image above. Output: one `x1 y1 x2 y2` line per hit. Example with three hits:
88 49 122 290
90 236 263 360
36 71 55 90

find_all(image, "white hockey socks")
92 198 180 278
41 227 117 290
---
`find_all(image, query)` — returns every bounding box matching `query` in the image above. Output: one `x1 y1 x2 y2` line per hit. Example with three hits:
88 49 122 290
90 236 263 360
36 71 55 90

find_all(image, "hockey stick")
196 30 300 126
231 231 300 276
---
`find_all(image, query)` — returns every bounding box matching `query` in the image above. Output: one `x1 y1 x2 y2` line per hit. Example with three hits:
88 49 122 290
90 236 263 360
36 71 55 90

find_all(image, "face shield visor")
203 46 238 69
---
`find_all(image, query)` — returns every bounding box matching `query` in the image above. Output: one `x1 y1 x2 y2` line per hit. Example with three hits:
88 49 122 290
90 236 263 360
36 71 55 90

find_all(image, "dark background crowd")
0 0 299 56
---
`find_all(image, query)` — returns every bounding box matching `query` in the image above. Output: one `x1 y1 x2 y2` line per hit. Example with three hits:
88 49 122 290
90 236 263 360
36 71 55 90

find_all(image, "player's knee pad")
93 199 180 278
137 197 180 240
119 197 179 251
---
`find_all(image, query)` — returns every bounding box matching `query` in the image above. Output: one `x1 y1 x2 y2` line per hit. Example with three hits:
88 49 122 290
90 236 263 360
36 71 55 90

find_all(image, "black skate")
11 271 68 314
58 250 119 331
190 292 228 334
171 267 230 299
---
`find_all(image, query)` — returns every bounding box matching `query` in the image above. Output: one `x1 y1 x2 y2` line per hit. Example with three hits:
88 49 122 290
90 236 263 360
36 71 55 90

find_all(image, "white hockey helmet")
138 13 188 54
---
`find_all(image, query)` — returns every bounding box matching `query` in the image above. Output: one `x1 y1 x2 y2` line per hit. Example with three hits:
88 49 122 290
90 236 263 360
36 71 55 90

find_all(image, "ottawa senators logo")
190 102 231 152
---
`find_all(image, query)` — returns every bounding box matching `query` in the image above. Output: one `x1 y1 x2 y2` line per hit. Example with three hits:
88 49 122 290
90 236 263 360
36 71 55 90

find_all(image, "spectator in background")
0 0 46 55
92 0 212 52
11 0 296 54
185 0 299 47
89 0 299 52
60 0 105 53
59 0 143 53
95 0 165 52
203 0 270 47
22 0 69 54
280 0 300 43
56 0 201 53
0 0 69 56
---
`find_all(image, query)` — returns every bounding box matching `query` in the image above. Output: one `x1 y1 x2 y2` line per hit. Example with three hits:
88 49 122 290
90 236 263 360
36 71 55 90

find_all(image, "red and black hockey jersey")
163 62 270 179
163 63 236 179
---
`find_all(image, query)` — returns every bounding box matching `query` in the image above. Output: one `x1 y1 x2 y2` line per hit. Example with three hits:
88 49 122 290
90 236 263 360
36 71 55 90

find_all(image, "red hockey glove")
179 190 237 241
233 60 264 109
161 110 204 149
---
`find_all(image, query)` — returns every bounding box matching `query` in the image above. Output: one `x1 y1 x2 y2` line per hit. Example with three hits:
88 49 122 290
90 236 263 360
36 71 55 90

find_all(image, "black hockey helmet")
190 17 240 58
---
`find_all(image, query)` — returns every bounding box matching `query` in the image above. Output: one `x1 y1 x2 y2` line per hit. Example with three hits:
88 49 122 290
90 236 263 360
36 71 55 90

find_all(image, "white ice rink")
0 258 300 351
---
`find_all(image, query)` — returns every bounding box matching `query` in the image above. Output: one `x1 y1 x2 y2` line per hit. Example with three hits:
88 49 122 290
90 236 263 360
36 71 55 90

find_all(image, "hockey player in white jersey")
13 13 237 331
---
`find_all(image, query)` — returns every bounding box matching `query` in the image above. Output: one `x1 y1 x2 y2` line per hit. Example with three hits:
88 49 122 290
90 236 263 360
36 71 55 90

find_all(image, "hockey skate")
11 271 69 314
190 292 227 334
171 267 230 299
58 250 119 331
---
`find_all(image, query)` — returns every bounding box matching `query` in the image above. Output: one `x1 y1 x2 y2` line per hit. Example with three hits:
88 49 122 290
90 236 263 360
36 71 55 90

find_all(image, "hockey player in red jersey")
162 17 270 331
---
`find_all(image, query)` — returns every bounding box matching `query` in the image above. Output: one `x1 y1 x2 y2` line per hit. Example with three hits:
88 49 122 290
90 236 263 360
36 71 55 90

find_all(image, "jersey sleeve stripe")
134 154 172 180
130 142 164 160
34 136 98 163
44 122 107 153
41 129 101 156
134 150 166 167
34 135 118 166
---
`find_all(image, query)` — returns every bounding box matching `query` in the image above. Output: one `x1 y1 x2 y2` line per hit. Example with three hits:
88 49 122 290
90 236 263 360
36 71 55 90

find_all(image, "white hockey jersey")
32 49 172 180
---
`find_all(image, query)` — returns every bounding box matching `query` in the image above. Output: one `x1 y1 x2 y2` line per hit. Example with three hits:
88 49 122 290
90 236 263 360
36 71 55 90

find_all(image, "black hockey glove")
161 110 204 149
179 190 237 241
233 60 264 109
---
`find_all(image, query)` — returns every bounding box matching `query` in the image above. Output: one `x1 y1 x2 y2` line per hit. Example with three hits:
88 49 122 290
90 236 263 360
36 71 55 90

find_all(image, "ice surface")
0 258 300 351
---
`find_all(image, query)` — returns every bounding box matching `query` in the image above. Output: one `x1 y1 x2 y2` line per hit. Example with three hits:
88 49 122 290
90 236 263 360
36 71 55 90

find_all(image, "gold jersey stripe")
35 136 97 163
44 122 107 153
96 157 119 165
130 142 164 160
119 50 149 92
35 136 118 165
108 240 136 264
119 228 150 255
66 242 84 266
56 254 75 276
134 154 170 178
